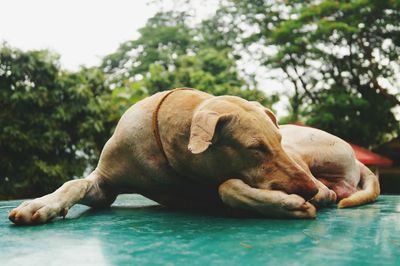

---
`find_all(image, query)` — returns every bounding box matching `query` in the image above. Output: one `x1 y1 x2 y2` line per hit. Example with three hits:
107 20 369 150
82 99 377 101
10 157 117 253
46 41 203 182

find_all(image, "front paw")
8 196 68 225
310 187 337 208
280 194 316 219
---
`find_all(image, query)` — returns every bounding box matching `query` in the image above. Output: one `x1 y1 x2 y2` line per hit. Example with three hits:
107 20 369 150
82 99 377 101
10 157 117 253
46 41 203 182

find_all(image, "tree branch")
288 54 317 103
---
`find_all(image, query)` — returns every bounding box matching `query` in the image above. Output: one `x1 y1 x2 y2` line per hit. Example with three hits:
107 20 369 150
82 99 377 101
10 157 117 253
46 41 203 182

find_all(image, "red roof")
349 143 393 167
288 122 393 167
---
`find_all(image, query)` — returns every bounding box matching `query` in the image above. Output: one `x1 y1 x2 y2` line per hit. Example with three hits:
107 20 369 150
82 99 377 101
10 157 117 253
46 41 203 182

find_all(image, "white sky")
0 0 219 70
0 0 158 70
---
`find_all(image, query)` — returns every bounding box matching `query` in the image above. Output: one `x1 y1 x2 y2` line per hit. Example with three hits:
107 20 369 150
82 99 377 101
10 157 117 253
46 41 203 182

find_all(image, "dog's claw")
32 212 41 222
8 210 16 220
60 208 68 219
14 213 21 221
301 203 309 210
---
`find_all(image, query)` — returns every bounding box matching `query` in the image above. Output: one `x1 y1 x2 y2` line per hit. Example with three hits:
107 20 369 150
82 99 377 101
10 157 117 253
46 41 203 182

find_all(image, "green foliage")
219 0 400 147
142 48 272 104
0 45 112 199
102 10 277 115
102 12 194 85
306 85 398 146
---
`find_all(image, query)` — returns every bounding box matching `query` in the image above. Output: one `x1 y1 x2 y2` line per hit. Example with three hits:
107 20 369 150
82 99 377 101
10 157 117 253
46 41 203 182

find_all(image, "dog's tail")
338 161 380 208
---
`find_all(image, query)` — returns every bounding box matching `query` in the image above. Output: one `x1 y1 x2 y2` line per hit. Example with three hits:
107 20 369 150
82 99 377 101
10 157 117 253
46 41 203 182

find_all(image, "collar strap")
152 88 192 168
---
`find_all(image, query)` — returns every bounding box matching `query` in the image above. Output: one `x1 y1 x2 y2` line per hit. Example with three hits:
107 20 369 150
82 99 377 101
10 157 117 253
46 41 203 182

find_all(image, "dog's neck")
152 88 192 170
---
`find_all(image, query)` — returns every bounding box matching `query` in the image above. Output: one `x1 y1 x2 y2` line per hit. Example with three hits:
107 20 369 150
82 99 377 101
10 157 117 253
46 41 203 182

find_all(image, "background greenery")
1 0 399 199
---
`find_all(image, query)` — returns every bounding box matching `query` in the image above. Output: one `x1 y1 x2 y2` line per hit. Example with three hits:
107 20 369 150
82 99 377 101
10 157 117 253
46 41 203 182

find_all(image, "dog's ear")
188 110 232 154
264 108 279 128
249 101 279 128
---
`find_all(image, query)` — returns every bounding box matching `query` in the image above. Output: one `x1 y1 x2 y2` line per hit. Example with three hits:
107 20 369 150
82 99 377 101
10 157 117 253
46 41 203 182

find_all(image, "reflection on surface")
1 195 399 265
4 238 107 265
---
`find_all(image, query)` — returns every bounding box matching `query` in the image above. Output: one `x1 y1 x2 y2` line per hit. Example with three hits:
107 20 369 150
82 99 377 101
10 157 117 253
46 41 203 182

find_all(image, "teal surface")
1 195 399 266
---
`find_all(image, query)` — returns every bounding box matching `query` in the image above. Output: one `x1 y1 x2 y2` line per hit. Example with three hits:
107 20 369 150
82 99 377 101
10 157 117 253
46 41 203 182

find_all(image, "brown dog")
8 89 367 225
279 124 380 208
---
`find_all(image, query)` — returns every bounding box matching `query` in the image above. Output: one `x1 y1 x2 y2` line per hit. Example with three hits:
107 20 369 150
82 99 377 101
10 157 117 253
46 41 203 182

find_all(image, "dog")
8 89 377 224
279 124 380 208
9 88 318 224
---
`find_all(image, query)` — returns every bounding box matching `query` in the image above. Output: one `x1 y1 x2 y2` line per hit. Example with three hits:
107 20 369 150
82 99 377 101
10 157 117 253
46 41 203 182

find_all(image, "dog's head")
187 96 318 201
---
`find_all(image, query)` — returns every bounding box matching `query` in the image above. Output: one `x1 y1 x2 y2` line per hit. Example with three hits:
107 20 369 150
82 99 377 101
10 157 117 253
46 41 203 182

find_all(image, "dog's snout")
302 187 319 201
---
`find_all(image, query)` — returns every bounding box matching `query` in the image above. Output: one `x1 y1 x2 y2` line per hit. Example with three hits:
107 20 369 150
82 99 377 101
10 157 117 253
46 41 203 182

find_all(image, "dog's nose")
301 187 319 201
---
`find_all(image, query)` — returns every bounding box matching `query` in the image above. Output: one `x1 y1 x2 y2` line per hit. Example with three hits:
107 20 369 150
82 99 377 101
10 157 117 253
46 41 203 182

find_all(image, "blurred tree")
142 48 274 104
102 12 194 86
0 44 112 199
213 0 400 147
102 11 277 111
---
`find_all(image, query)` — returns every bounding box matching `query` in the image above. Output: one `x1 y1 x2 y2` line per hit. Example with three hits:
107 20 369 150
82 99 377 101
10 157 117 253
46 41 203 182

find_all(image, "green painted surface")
1 194 399 265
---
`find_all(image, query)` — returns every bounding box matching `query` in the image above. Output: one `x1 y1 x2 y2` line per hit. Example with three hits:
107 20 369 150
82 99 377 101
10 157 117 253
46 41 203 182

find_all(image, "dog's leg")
8 171 117 225
309 178 337 207
218 179 316 219
337 161 380 208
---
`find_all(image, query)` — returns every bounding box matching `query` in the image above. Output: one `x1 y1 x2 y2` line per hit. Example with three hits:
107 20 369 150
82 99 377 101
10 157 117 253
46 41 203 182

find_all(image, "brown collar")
152 88 192 168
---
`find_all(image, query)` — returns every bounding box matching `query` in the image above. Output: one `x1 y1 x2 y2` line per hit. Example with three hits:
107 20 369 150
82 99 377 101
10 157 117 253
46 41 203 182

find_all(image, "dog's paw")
310 187 337 208
280 194 316 219
8 196 68 225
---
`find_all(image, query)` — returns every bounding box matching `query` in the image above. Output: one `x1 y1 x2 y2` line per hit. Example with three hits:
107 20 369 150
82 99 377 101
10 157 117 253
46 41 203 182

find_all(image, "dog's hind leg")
8 170 117 225
337 161 380 208
218 179 316 219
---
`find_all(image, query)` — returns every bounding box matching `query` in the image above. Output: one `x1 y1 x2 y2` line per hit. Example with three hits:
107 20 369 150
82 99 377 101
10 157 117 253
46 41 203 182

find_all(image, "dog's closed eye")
247 142 270 153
